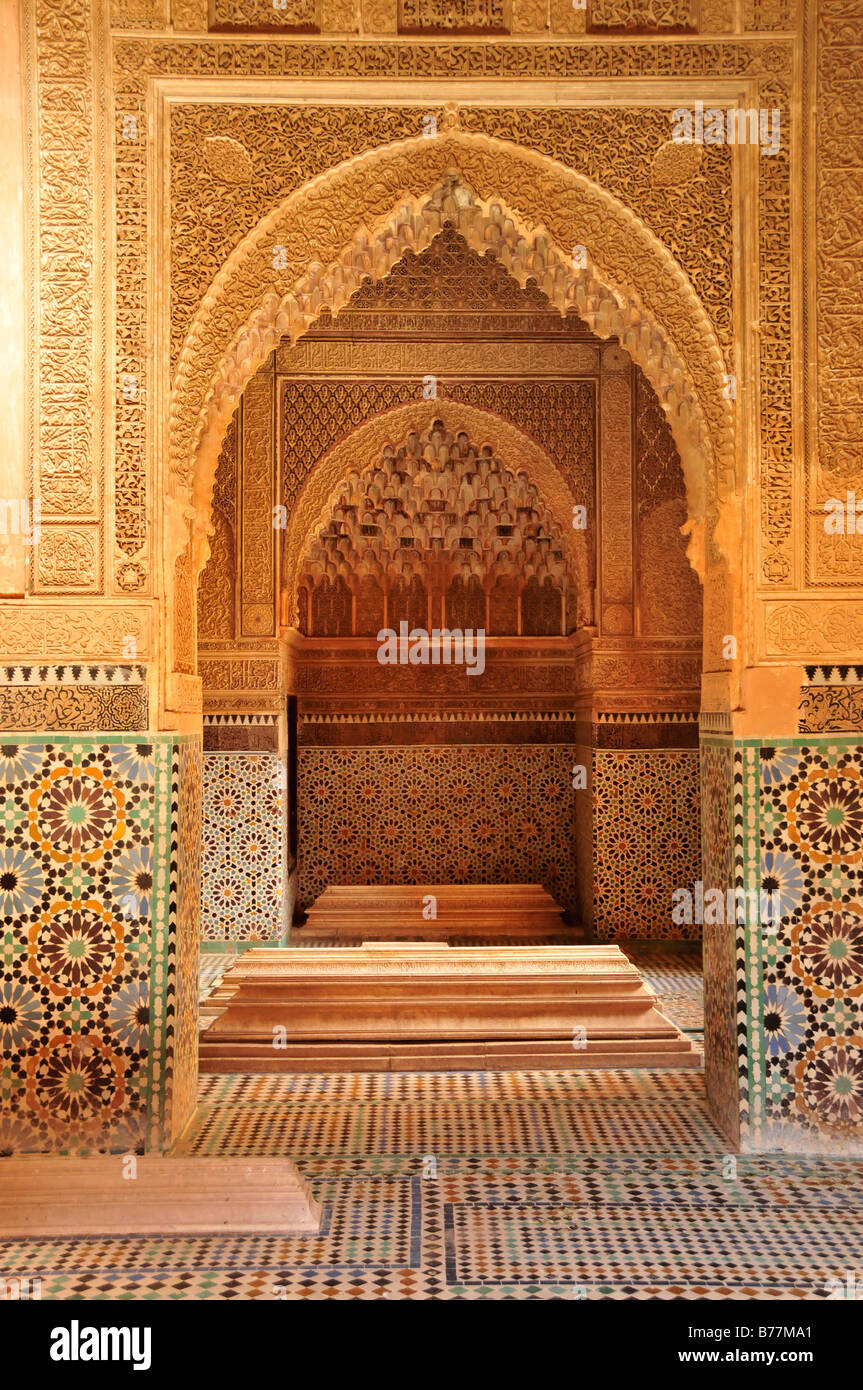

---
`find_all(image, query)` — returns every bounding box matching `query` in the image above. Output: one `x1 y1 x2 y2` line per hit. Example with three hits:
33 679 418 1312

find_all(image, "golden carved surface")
29 0 99 538
283 400 585 624
173 539 196 674
34 527 100 594
277 338 600 376
101 31 783 627
590 0 695 29
209 0 319 28
240 361 276 638
398 0 509 32
0 606 151 660
305 219 596 337
169 104 731 371
763 602 863 660
599 358 633 634
814 4 863 588
197 414 237 642
168 155 731 619
756 71 793 587
18 10 856 687
512 0 547 31
199 656 280 690
636 373 703 636
297 416 577 636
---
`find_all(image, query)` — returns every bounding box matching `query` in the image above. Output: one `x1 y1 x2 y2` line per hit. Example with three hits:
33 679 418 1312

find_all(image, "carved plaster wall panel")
589 0 696 29
110 0 169 26
813 4 863 590
599 350 633 635
33 526 101 595
398 0 509 33
23 24 816 655
0 664 149 733
297 416 577 637
636 373 703 637
169 103 732 378
240 362 276 638
0 606 151 661
276 339 601 377
197 414 238 643
281 400 588 625
209 0 320 30
280 377 596 587
756 70 794 588
763 602 863 662
164 130 735 602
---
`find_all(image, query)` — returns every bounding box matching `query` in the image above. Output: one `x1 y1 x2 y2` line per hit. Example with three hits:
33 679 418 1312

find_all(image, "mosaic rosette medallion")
0 735 201 1156
753 742 863 1147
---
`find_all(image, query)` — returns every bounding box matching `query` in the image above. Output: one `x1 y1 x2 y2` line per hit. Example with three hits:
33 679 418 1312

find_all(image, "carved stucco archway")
166 113 738 696
280 400 587 629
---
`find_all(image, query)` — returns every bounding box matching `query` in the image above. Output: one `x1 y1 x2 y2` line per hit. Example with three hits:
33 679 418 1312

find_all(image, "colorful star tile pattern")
2 1067 861 1300
592 750 701 939
201 754 285 942
753 741 863 1147
0 735 201 1156
0 739 156 1155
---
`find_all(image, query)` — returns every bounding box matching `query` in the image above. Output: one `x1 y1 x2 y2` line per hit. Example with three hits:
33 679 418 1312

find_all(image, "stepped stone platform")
294 883 576 943
199 941 701 1073
0 1157 321 1237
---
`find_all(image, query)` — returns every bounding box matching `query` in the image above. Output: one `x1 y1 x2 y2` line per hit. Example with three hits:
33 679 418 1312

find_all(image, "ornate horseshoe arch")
165 112 738 697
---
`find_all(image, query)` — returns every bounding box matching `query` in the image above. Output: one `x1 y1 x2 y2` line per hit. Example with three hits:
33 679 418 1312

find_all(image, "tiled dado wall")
200 716 287 943
578 715 702 940
295 728 700 938
297 743 579 914
702 728 863 1155
0 730 200 1156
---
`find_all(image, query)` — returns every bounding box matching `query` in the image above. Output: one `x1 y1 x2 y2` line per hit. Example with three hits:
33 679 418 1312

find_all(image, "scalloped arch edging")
167 120 735 597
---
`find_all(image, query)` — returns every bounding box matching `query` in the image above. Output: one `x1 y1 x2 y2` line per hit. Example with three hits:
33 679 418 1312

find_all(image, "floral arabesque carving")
282 400 585 627
167 124 735 647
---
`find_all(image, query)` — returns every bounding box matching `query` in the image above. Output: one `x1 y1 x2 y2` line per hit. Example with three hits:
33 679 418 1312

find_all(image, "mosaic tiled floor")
4 1068 861 1300
624 944 704 1038
8 947 844 1300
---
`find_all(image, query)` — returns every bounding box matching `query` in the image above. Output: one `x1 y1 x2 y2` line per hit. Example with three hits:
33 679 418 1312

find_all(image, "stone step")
200 1037 701 1072
300 882 568 940
0 1157 321 1237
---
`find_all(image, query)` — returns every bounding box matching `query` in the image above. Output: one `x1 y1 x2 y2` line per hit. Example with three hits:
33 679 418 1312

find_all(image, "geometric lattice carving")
636 374 702 637
298 418 577 636
297 744 579 911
